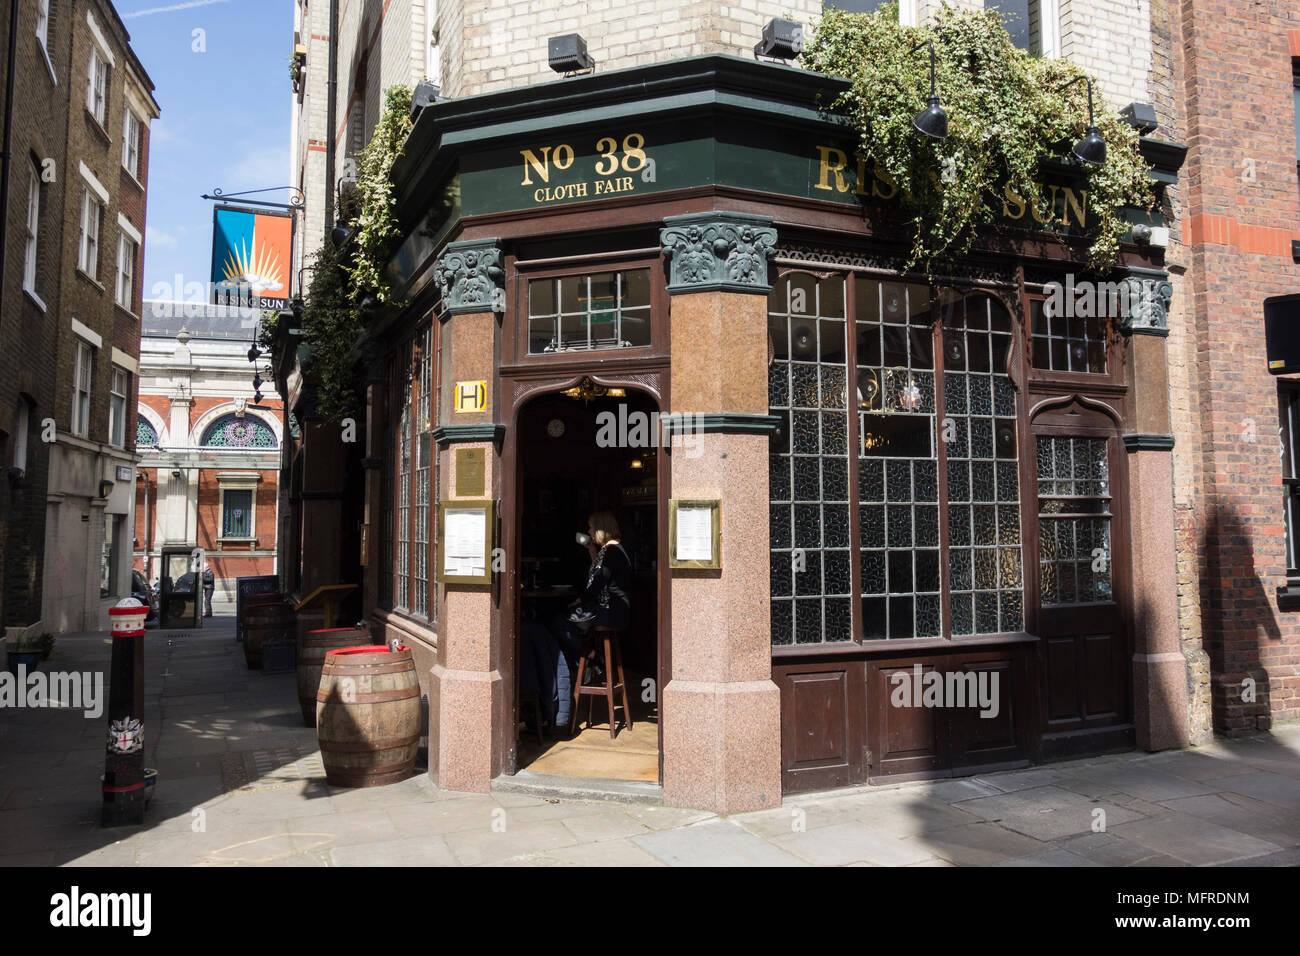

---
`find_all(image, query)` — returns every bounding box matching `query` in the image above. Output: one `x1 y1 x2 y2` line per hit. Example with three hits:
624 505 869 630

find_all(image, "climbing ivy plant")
801 2 1154 271
303 239 361 422
348 84 414 300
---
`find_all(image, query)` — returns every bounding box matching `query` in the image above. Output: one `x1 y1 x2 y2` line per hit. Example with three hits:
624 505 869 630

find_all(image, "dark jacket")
583 542 631 631
202 568 214 588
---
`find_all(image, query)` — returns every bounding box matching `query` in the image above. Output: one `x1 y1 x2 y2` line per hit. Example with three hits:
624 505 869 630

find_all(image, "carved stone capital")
1120 269 1173 336
660 212 777 295
434 239 505 315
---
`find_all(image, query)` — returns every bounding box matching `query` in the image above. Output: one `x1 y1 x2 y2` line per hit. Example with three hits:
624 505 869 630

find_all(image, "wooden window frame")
769 268 1028 649
507 254 669 368
1024 287 1125 389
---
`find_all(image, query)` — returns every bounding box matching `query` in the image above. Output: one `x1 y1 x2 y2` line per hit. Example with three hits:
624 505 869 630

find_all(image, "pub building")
273 51 1187 813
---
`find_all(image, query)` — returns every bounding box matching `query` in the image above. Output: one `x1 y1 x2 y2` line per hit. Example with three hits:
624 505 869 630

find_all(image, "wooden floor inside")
517 671 660 782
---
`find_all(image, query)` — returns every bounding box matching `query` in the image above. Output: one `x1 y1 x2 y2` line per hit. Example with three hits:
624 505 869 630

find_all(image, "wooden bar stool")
570 627 633 739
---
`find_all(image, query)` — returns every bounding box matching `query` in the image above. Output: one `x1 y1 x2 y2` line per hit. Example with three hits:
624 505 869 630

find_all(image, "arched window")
200 413 277 448
137 417 158 447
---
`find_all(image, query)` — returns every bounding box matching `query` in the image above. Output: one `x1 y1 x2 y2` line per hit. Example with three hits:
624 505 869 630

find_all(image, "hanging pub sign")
210 205 295 311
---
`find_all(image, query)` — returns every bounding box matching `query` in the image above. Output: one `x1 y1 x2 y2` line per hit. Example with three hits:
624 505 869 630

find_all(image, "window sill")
23 286 46 312
76 268 106 293
121 167 144 193
39 42 57 85
114 301 139 321
85 109 112 146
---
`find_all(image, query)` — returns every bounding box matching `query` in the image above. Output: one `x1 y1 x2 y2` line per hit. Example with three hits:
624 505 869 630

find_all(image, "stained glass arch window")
199 413 277 448
137 417 158 447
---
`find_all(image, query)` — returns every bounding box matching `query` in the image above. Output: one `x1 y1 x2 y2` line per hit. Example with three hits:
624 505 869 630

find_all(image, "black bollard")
103 600 149 827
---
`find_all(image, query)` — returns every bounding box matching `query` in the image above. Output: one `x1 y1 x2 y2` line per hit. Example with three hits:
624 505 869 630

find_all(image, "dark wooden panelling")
774 659 864 793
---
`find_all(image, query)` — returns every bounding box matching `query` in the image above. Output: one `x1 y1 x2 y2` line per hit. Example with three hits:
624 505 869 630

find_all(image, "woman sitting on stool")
566 511 631 683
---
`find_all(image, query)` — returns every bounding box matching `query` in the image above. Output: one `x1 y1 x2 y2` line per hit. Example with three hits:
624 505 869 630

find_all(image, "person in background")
202 566 215 618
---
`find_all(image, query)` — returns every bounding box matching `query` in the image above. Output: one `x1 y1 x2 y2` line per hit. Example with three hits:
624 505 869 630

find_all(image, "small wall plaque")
456 448 486 496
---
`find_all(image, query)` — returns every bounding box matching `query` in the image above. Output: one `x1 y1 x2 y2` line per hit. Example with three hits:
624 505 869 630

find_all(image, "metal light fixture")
1061 76 1106 166
754 19 803 60
252 373 264 391
548 33 594 75
247 343 261 364
910 39 948 140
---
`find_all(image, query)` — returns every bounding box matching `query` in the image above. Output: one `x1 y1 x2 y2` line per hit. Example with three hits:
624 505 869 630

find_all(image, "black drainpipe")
324 0 339 240
0 0 22 321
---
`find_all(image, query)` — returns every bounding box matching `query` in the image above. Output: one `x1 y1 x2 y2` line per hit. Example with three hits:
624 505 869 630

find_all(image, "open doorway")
513 386 661 783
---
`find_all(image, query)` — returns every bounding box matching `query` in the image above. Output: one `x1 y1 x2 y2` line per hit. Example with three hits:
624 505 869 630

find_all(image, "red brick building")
1166 4 1300 733
134 304 283 613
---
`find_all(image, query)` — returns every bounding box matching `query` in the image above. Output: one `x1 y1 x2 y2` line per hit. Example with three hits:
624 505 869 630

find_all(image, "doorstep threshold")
494 769 663 806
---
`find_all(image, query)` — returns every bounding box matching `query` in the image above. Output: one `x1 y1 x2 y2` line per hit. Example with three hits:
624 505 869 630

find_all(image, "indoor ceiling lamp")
1060 75 1106 166
910 39 948 140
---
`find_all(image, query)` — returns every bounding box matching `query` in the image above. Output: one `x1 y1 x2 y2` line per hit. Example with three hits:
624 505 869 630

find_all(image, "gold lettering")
621 133 646 172
574 181 588 197
534 187 545 202
872 164 897 200
815 146 850 192
853 154 870 196
1002 182 1026 220
554 144 575 170
521 146 553 186
1061 187 1087 228
594 137 618 176
1031 184 1059 224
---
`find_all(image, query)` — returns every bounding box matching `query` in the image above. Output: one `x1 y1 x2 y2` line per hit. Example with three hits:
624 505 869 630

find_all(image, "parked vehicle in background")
131 569 158 623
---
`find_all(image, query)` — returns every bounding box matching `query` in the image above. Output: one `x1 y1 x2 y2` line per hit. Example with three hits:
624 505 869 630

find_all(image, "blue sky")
118 0 294 299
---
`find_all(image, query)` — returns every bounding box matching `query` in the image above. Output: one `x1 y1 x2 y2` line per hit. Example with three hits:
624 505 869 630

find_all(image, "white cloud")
146 225 179 247
122 0 230 18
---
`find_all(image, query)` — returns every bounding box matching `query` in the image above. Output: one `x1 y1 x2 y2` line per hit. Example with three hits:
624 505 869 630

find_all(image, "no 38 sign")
520 133 652 203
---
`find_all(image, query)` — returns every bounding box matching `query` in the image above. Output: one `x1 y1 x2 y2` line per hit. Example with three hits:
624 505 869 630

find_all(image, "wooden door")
1029 411 1133 758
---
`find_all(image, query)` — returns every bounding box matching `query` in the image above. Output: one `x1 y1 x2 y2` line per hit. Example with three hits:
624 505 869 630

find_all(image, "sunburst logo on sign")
216 237 284 295
210 206 293 305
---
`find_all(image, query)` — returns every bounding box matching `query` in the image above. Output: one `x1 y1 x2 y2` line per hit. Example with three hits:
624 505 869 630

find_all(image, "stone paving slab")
3 621 1298 867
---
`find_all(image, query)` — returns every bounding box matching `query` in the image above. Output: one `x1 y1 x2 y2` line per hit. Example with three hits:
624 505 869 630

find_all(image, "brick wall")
0 0 71 628
1172 0 1300 730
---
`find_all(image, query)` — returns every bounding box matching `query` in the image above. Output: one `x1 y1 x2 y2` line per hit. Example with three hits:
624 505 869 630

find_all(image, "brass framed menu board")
668 499 721 570
437 499 495 585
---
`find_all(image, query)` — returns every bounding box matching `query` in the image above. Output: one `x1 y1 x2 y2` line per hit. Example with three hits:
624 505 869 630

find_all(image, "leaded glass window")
942 293 1023 634
413 328 431 618
1037 436 1112 604
395 340 412 612
1030 297 1108 374
200 414 277 448
857 278 940 639
767 276 1025 645
769 274 852 645
137 418 158 447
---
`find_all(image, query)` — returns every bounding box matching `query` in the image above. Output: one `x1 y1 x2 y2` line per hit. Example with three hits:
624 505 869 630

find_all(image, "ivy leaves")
802 3 1153 272
348 85 414 300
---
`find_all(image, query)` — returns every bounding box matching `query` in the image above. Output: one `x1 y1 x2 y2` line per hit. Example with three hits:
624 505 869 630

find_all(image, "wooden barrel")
243 600 293 669
316 645 421 788
297 626 373 726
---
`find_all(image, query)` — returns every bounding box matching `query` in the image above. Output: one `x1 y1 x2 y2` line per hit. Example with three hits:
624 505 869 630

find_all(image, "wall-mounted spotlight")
98 479 114 499
548 34 594 75
754 19 803 61
1061 75 1106 166
909 39 948 140
1119 101 1157 135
